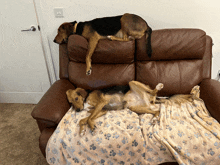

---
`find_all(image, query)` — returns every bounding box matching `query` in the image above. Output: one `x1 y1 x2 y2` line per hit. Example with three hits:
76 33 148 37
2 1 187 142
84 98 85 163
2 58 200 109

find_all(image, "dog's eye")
75 97 78 101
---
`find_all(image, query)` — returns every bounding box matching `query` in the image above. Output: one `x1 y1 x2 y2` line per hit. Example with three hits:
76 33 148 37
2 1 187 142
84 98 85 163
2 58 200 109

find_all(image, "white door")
0 0 51 103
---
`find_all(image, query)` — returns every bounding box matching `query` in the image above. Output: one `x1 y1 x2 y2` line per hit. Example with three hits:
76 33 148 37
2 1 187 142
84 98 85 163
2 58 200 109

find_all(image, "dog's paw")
86 67 92 76
128 36 135 40
154 111 160 117
156 83 164 90
91 125 97 136
107 36 112 40
91 130 97 136
80 129 86 137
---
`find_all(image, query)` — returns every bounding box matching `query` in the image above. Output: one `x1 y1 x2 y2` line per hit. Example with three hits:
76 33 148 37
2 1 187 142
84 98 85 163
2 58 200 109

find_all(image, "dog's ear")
66 89 73 102
76 88 88 99
66 89 73 96
71 21 77 26
65 22 75 35
61 24 65 29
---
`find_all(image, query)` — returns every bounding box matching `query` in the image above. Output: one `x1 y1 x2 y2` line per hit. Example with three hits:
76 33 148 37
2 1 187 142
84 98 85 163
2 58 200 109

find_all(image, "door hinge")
38 25 40 31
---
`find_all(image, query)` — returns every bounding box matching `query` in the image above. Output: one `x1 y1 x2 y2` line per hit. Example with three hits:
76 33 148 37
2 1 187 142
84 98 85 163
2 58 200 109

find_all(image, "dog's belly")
85 93 124 110
123 92 160 111
123 92 147 108
103 93 124 110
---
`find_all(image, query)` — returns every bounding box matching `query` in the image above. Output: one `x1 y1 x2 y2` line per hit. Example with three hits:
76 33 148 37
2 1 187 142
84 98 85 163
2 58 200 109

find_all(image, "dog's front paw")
79 128 86 137
128 36 135 40
154 111 160 117
156 83 164 90
91 125 97 136
86 67 92 76
107 36 112 40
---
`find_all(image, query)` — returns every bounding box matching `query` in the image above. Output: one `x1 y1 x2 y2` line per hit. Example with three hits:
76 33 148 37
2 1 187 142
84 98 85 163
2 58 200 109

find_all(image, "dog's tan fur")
54 13 152 76
66 81 163 135
161 85 202 106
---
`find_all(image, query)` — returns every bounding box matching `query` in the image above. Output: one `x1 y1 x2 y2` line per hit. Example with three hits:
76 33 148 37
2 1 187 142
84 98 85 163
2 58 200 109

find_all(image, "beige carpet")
0 103 48 165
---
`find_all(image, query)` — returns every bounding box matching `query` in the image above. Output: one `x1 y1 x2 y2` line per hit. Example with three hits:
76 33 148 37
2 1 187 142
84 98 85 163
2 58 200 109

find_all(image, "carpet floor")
0 103 48 165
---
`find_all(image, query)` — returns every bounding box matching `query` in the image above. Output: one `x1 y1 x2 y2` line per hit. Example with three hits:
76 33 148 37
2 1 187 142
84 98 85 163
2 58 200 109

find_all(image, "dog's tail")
145 27 152 58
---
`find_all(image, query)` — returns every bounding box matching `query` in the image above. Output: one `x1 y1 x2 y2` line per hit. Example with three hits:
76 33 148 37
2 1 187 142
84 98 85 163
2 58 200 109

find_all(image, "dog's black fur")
73 15 123 36
85 85 130 99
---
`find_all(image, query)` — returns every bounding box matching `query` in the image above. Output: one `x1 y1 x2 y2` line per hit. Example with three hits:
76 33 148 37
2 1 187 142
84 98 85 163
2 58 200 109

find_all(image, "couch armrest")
200 79 220 122
31 79 75 125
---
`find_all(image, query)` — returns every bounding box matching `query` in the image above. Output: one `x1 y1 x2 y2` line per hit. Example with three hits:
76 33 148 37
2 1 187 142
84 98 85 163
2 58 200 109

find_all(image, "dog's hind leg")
129 81 163 94
107 35 128 41
129 81 163 104
129 105 160 117
86 32 101 76
107 33 131 41
107 29 131 41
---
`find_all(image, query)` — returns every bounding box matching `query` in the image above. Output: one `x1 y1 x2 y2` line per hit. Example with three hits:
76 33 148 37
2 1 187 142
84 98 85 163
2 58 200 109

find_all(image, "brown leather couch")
31 28 220 165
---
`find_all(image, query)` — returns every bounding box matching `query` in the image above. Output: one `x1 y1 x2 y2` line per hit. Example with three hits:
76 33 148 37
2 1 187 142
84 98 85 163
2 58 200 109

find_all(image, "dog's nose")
76 108 81 112
53 39 56 43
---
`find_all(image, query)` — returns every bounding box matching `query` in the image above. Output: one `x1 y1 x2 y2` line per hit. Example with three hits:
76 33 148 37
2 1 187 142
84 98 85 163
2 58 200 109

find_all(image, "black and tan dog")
66 81 163 136
54 13 152 76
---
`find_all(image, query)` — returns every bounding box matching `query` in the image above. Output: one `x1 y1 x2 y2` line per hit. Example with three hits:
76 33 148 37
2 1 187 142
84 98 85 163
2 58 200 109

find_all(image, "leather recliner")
31 28 220 165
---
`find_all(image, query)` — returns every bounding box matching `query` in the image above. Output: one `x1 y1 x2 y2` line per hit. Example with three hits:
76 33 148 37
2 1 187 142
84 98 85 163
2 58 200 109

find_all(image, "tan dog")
66 81 163 135
54 13 152 76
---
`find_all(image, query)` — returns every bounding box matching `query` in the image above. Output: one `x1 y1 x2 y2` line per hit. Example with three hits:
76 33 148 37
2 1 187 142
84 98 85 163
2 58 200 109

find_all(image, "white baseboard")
0 92 45 104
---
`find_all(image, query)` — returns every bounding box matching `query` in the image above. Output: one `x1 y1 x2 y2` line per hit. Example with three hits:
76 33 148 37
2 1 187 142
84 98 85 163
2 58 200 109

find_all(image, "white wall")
0 0 51 103
36 0 220 79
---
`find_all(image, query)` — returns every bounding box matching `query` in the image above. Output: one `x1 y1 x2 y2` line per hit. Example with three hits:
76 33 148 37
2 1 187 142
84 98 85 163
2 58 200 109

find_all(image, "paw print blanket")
46 92 220 165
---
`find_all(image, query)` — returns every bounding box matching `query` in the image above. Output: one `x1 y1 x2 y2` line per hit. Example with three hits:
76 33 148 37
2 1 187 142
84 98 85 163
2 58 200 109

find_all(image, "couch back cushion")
136 29 211 96
67 35 135 90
